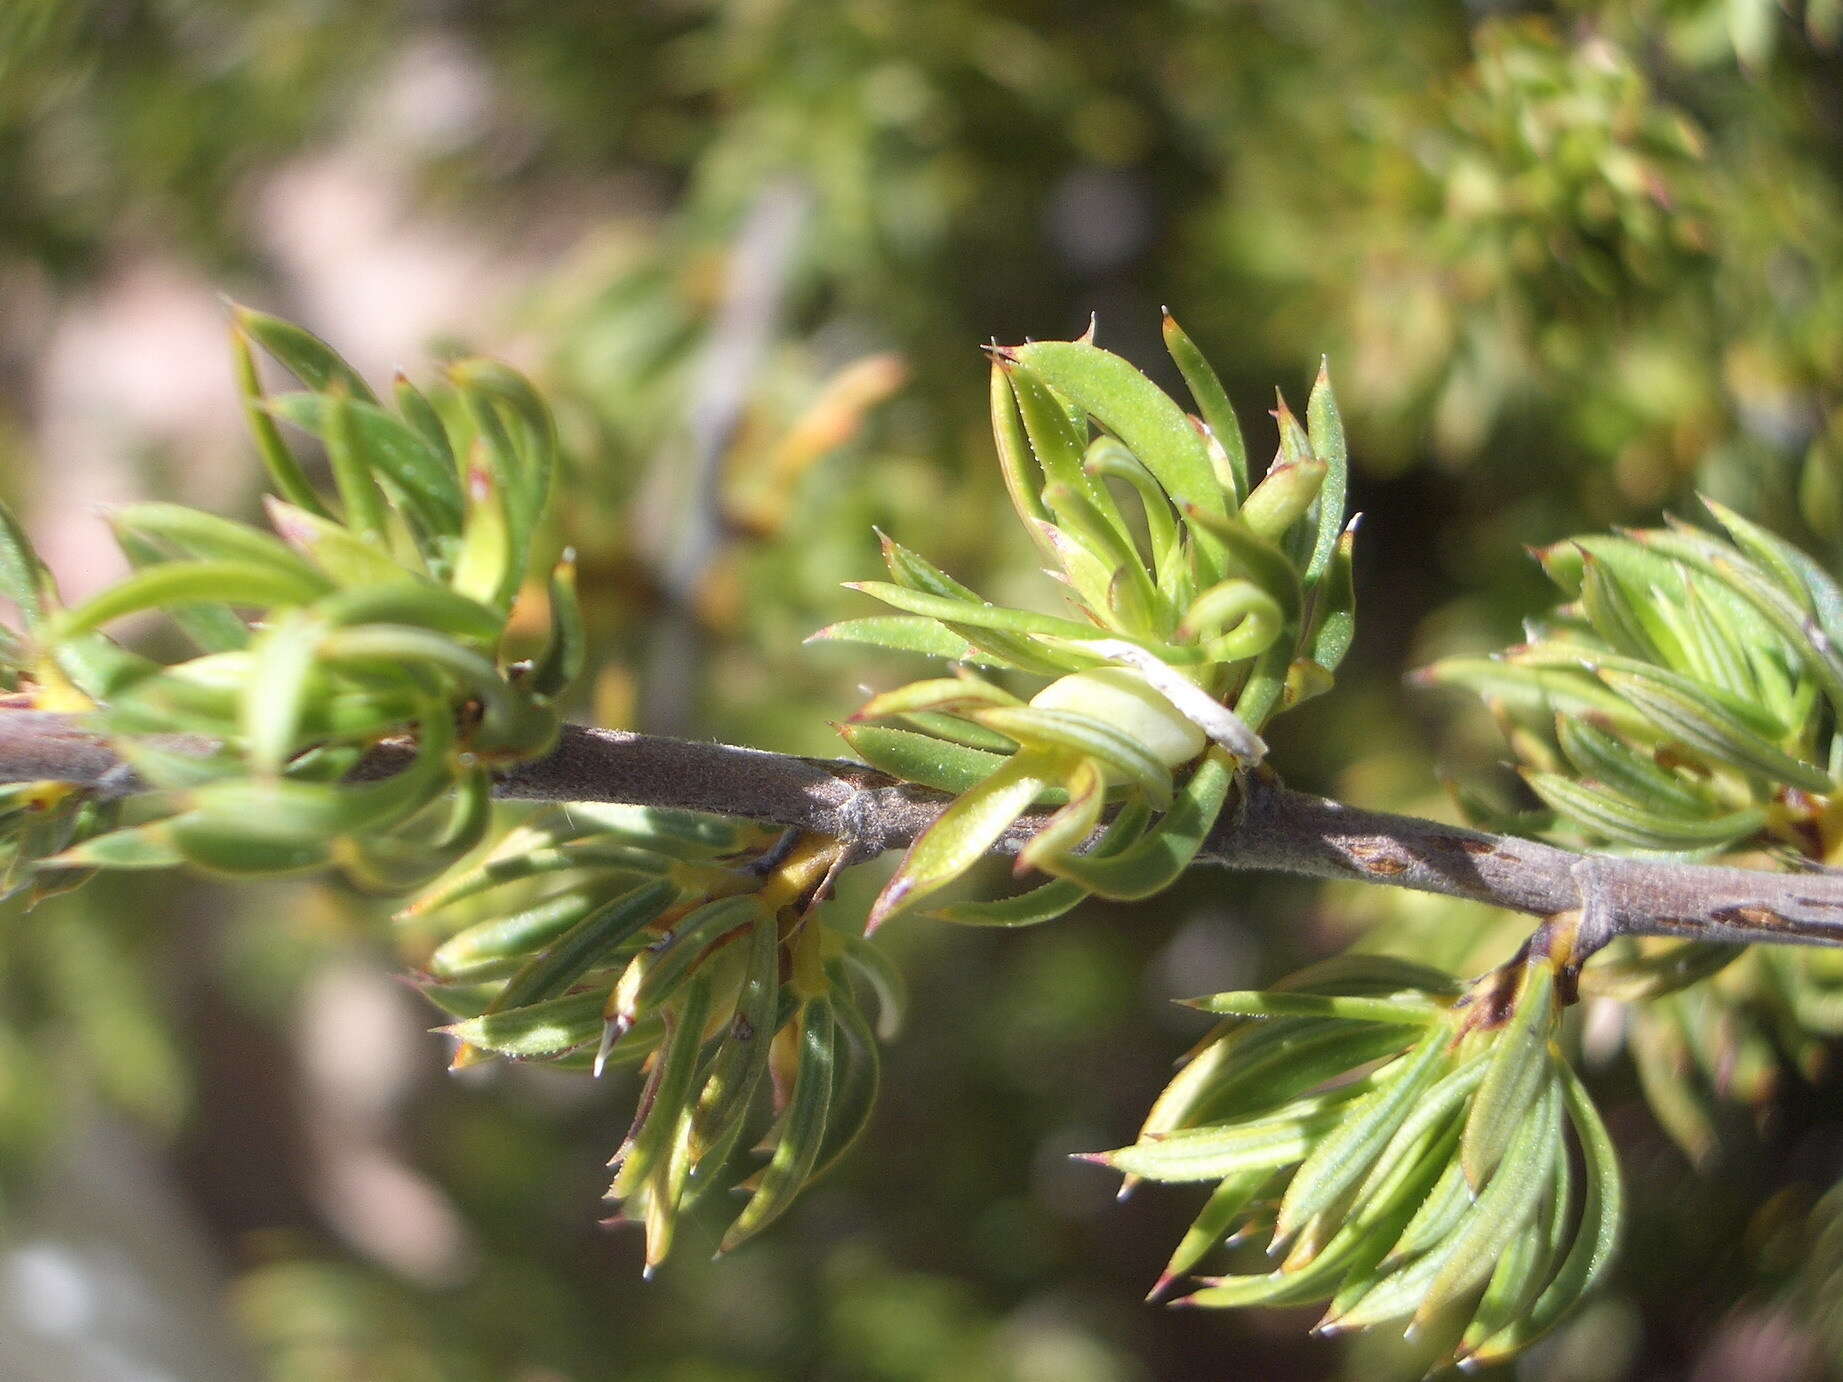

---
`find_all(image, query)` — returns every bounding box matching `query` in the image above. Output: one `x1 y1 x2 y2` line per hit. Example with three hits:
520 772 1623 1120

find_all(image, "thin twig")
4 710 1841 951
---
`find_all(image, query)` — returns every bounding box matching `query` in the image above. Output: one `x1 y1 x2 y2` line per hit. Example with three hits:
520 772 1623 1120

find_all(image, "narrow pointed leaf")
57 561 333 636
1463 962 1556 1188
1274 1025 1449 1240
1040 747 1232 899
720 998 835 1251
488 879 677 1013
1161 311 1248 502
869 749 1058 928
1009 340 1226 520
1302 361 1347 591
836 723 1013 796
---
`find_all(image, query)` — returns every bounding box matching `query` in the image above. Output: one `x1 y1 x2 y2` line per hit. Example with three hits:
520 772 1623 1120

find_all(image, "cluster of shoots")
1085 947 1622 1373
1423 499 1842 858
815 314 1357 929
1 308 574 891
1422 499 1843 1170
404 811 895 1273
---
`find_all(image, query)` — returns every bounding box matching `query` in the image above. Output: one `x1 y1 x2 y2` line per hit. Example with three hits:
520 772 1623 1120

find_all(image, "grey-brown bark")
4 710 1839 950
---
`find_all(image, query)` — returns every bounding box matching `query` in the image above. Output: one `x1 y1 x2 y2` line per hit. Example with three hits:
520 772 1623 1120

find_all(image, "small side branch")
4 711 1841 950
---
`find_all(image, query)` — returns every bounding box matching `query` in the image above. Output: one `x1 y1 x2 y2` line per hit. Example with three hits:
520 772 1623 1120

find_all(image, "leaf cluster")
0 309 574 892
1093 953 1621 1375
822 320 1355 927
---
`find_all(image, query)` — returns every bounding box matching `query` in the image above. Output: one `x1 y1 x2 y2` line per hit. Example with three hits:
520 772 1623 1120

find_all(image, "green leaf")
1154 1169 1270 1294
720 998 836 1252
109 503 324 580
1416 1077 1563 1328
242 608 322 773
47 821 184 871
0 497 54 630
1186 1113 1459 1312
1463 1065 1625 1366
868 536 1080 673
845 581 1112 646
1578 553 1669 665
452 372 544 600
1033 510 1147 632
448 358 556 548
1004 360 1128 541
1596 664 1833 793
1091 1081 1374 1182
1414 656 1657 736
428 887 641 981
1334 1078 1558 1333
1160 1023 1417 1143
1178 579 1285 666
931 800 1151 927
898 710 1020 753
269 393 464 536
441 990 606 1058
608 895 762 1029
393 374 456 473
1636 524 1843 723
1240 457 1327 543
868 748 1060 929
1085 437 1181 587
488 879 677 1013
1182 991 1446 1024
689 913 781 1164
836 935 907 1041
988 360 1056 549
407 830 682 915
262 498 415 589
1303 520 1358 674
187 714 450 843
1703 498 1813 609
56 560 333 636
1273 1025 1450 1242
1015 755 1105 874
1523 771 1764 853
315 583 506 645
1302 360 1348 592
1553 714 1714 817
1669 578 1762 705
230 320 329 516
531 553 584 699
1009 339 1226 521
973 705 1174 808
610 972 718 1199
836 723 1013 796
806 615 995 666
109 524 251 655
1040 746 1233 899
812 988 881 1179
1161 311 1248 503
233 305 378 402
1463 962 1556 1188
1706 497 1843 654
318 387 390 547
317 624 554 755
450 456 516 611
165 813 333 875
1463 1146 1568 1357
851 676 1023 722
1178 506 1303 624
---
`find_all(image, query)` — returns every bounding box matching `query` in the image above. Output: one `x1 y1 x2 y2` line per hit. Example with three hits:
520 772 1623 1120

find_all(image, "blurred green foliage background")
4 1 1843 1378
